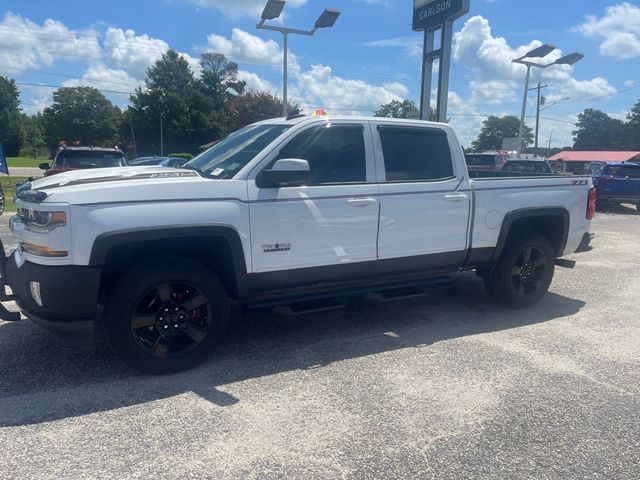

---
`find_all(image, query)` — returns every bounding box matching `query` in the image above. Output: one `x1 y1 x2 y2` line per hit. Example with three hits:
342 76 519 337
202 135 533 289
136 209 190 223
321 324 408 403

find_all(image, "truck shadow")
0 273 585 427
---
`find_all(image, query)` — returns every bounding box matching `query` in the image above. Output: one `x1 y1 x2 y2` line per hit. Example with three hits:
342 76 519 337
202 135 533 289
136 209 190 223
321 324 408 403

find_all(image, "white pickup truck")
1 116 596 373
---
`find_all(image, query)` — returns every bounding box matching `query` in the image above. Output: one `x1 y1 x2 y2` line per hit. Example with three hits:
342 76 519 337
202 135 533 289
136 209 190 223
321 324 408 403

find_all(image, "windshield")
503 161 550 173
465 154 497 166
186 124 292 178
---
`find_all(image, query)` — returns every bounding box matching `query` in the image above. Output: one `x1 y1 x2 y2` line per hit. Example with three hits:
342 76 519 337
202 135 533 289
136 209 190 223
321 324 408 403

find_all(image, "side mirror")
39 163 51 171
257 159 310 188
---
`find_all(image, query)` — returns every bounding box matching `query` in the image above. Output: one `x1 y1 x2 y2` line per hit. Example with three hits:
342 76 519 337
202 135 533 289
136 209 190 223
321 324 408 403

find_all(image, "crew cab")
1 117 595 373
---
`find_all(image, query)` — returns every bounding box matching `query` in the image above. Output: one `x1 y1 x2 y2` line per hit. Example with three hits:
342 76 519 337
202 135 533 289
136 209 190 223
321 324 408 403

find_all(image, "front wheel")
104 256 230 374
485 233 555 309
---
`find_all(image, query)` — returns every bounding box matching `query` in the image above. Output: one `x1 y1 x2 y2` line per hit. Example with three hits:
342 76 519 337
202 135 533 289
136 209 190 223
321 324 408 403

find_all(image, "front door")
248 122 380 275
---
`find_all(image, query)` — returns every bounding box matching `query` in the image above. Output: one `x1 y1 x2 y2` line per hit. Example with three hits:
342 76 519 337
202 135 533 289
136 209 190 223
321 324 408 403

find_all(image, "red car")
465 151 510 172
40 146 128 177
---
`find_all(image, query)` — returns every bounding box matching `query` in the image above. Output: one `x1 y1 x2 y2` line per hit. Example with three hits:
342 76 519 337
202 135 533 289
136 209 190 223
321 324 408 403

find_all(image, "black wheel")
0 188 5 216
485 233 555 309
104 256 230 374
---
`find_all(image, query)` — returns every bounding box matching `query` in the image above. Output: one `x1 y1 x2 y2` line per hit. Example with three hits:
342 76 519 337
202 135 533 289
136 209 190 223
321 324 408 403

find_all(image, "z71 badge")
262 243 291 253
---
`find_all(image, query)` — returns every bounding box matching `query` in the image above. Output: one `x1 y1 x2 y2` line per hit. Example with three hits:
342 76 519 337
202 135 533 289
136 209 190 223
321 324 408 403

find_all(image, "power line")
15 81 135 96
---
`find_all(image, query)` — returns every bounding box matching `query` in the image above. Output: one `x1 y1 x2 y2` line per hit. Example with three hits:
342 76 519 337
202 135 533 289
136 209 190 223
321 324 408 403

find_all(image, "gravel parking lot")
0 208 639 479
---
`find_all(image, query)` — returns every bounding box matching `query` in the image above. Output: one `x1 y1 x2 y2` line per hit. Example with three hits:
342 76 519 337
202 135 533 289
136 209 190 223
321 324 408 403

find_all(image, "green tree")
572 108 626 151
130 50 231 155
0 76 23 156
626 99 640 150
42 86 122 152
226 91 296 132
374 100 419 119
19 112 47 158
198 52 245 110
471 115 533 152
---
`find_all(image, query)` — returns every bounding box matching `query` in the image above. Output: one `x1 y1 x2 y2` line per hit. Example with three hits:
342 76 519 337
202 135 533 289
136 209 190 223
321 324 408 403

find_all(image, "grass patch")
7 157 48 168
0 176 30 213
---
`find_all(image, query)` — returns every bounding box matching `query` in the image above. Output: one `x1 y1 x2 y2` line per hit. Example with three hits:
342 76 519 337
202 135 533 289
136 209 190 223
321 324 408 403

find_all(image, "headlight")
17 208 67 232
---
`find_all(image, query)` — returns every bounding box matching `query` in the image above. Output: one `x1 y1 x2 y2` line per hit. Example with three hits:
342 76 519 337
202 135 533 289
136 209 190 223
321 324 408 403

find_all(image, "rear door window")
603 165 640 177
378 126 453 181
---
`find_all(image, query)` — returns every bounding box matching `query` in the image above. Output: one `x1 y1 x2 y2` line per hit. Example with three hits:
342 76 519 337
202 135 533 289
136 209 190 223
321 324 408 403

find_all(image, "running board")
272 298 347 316
555 258 576 269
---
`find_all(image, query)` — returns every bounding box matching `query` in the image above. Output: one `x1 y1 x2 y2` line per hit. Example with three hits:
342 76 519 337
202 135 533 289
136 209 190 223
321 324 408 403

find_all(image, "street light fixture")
257 1 341 117
512 44 584 157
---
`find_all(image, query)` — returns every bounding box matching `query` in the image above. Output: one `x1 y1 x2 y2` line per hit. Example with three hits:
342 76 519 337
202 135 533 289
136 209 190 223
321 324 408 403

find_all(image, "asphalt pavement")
0 207 639 479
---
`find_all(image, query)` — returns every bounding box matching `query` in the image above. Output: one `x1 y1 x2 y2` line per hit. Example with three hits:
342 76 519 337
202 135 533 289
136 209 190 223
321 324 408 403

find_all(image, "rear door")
373 122 471 269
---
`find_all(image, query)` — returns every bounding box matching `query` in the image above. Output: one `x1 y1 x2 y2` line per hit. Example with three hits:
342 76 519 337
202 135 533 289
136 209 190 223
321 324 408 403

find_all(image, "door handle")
444 193 468 202
347 198 377 207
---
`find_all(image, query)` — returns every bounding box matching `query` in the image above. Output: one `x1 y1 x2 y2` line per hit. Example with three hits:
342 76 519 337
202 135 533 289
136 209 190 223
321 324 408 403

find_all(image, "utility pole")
32 116 37 159
160 113 164 157
530 82 547 157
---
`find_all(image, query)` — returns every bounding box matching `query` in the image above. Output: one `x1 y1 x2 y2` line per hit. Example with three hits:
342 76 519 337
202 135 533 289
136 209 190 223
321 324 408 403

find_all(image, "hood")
19 166 247 206
33 166 199 190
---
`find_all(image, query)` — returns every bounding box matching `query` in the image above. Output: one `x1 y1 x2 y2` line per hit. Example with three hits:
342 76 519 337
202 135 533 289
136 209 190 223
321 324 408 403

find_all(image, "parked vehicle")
465 151 510 172
590 162 640 211
2 116 595 373
501 158 552 174
130 156 189 168
39 146 127 177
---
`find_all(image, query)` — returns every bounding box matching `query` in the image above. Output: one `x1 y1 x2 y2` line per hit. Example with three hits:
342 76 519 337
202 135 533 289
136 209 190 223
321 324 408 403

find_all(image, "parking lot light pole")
512 45 584 157
257 0 340 117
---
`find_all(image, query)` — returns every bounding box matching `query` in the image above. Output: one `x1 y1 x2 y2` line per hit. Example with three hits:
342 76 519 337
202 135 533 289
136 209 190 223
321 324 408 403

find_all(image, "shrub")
168 153 193 160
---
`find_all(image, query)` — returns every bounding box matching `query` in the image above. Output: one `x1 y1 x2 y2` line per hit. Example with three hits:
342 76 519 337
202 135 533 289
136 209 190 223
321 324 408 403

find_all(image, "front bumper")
0 240 101 342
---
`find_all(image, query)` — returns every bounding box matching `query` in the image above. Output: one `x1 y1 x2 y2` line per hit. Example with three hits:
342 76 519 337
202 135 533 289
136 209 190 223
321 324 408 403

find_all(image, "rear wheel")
104 256 230 374
485 233 555 309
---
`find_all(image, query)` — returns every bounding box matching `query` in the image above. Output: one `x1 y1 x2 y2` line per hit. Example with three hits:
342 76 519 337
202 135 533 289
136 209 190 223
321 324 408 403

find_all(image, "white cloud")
0 12 101 76
104 28 168 79
294 64 408 114
187 0 306 19
19 84 54 114
453 15 617 105
573 2 640 60
362 36 422 57
104 27 201 80
237 70 276 92
206 28 298 72
61 64 142 106
625 80 636 88
447 91 484 148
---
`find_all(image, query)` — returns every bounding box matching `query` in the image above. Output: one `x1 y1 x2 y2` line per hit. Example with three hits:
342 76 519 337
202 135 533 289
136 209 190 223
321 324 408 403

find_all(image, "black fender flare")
491 207 570 263
89 225 249 298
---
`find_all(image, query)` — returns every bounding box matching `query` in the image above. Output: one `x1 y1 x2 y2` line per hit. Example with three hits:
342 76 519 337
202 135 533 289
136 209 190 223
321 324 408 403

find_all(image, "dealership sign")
413 0 470 31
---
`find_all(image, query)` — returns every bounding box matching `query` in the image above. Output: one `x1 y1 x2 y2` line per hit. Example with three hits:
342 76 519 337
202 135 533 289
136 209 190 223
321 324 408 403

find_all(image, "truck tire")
104 256 230 374
485 233 555 309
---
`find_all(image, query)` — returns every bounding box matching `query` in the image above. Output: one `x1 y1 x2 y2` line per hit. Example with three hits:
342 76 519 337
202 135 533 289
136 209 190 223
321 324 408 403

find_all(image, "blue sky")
1 0 639 147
